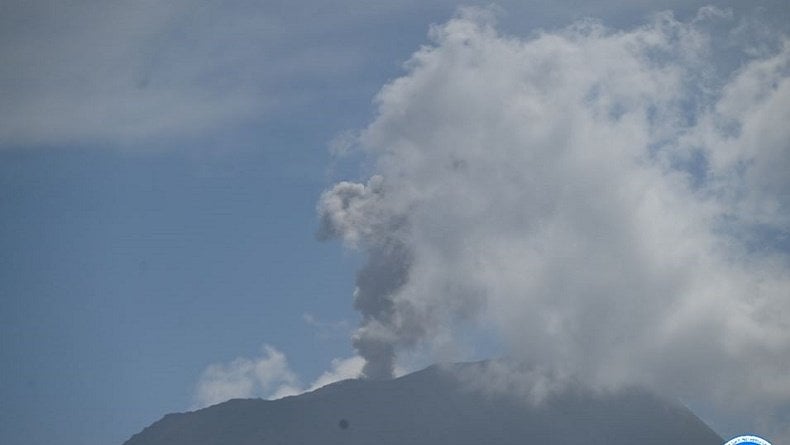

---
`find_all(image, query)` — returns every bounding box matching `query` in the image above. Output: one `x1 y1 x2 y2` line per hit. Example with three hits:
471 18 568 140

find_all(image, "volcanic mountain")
124 361 722 445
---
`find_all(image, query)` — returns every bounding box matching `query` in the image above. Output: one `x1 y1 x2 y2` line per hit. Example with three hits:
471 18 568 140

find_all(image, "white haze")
318 7 790 438
193 345 365 408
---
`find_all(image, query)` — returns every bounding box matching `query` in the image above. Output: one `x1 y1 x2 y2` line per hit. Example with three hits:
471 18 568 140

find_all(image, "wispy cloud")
0 1 369 147
302 312 352 341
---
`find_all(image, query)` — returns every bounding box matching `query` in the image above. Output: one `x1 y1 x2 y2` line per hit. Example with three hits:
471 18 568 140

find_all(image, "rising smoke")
318 6 790 436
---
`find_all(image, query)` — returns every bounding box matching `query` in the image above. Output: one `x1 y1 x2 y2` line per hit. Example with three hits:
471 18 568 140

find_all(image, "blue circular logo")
724 435 772 445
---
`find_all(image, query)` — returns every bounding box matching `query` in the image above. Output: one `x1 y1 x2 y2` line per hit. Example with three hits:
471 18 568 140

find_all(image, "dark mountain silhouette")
125 362 723 445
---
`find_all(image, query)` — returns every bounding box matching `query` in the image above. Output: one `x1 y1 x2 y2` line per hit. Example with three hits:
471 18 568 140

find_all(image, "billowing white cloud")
193 345 300 408
318 6 790 437
193 345 363 408
308 356 366 391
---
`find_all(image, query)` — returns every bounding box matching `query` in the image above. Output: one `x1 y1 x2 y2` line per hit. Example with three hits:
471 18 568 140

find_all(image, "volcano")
125 361 722 445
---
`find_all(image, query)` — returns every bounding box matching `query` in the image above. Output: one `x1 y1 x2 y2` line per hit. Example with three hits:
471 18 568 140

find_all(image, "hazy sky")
1 2 789 445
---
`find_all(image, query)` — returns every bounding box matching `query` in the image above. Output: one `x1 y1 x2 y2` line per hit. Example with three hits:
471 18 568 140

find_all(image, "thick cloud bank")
318 6 790 435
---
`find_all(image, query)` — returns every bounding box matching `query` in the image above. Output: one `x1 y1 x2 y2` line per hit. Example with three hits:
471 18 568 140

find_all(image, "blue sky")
2 2 789 445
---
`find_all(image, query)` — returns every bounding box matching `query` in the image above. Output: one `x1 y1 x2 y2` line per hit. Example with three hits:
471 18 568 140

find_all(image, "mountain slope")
125 362 722 445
